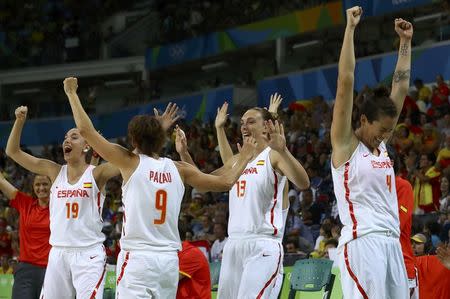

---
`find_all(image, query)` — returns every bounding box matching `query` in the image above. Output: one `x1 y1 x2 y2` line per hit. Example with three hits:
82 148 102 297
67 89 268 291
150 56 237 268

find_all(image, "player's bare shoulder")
331 133 360 168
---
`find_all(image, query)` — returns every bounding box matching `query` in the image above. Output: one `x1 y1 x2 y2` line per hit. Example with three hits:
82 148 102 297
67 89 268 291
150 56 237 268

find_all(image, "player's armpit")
93 162 121 191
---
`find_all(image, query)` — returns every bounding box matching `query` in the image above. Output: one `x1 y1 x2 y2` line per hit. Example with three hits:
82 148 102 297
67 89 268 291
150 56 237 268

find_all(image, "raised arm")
64 77 137 174
267 120 310 190
175 126 196 167
0 172 18 200
390 18 413 125
331 6 362 151
176 137 255 192
215 102 234 164
153 102 180 132
268 93 283 115
6 107 60 180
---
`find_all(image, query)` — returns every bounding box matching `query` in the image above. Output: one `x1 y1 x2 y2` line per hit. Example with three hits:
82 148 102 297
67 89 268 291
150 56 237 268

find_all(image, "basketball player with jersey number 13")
215 104 310 298
63 77 257 299
330 6 413 299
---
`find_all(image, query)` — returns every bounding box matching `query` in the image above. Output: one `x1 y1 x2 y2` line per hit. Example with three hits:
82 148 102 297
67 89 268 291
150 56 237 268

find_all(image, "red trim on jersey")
344 162 357 239
344 244 368 299
122 204 126 236
90 262 106 299
256 243 281 299
97 192 101 217
116 251 130 286
270 171 278 236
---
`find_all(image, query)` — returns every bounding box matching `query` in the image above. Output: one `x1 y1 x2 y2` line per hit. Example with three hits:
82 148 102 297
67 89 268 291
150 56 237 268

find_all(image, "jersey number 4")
154 189 167 225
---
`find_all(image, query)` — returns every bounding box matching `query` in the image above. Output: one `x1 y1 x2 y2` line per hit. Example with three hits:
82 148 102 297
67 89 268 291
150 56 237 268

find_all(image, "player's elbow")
5 144 19 158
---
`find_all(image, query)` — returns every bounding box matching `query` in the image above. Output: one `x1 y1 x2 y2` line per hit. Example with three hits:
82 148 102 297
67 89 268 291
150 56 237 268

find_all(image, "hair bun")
373 86 390 98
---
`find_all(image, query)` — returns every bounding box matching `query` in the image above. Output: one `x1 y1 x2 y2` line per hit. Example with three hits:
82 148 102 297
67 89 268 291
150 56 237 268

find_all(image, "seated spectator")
411 233 433 256
285 240 302 255
436 74 449 101
437 136 450 169
210 222 227 262
300 188 323 225
285 205 302 237
440 174 450 212
417 123 441 155
393 124 414 155
424 221 442 248
322 238 339 259
414 79 432 104
193 215 214 242
310 223 333 258
412 153 441 213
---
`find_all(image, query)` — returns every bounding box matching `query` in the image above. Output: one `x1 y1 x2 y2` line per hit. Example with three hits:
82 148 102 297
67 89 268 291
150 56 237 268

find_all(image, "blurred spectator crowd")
156 0 331 45
0 74 449 269
0 0 332 70
0 0 136 69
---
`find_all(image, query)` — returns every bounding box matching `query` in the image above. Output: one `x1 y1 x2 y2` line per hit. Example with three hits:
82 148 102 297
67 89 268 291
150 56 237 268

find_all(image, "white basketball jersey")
120 155 185 251
50 165 105 247
331 141 400 246
228 147 287 239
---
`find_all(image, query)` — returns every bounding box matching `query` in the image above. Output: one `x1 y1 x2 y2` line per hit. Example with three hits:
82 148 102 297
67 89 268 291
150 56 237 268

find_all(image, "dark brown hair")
128 115 165 157
357 86 397 125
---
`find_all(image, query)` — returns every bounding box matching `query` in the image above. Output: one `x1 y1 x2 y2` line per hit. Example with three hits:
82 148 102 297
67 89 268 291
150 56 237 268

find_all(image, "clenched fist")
15 106 28 122
346 6 362 29
394 18 413 40
63 77 78 95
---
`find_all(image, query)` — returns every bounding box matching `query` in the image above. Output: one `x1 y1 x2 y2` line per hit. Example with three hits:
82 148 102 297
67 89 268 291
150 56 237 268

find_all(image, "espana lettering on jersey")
57 189 89 198
371 160 393 169
149 171 172 183
242 167 258 175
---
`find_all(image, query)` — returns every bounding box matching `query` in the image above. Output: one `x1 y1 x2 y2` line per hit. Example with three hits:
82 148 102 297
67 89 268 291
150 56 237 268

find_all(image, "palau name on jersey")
242 167 258 175
57 189 90 198
149 171 172 183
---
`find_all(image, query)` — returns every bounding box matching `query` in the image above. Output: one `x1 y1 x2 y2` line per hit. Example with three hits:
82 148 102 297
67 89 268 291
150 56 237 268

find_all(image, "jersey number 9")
154 189 167 225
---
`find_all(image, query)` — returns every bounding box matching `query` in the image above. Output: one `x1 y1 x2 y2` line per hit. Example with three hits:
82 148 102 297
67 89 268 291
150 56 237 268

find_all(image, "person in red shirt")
436 74 449 98
0 171 50 299
387 146 417 297
415 252 450 299
177 223 211 299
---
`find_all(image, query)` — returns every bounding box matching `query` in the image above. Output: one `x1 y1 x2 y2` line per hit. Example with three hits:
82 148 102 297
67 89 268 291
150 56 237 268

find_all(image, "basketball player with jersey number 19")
63 76 256 299
6 105 120 299
330 6 413 299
